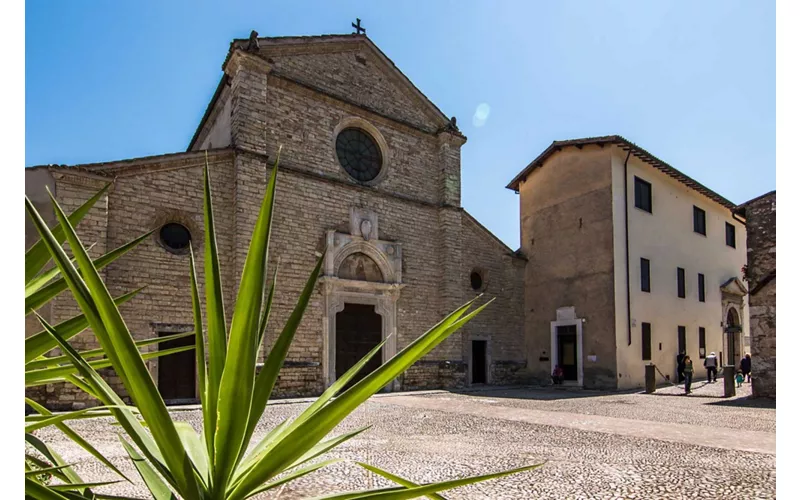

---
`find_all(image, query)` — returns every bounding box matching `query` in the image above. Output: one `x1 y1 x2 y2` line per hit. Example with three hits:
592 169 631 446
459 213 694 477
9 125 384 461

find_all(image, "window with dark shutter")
726 222 736 248
634 177 652 213
699 327 706 358
693 206 706 235
677 267 685 298
640 258 651 292
698 273 705 302
642 323 652 361
678 326 686 354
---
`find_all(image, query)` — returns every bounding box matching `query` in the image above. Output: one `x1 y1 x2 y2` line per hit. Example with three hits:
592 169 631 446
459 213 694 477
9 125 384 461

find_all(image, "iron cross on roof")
352 18 366 35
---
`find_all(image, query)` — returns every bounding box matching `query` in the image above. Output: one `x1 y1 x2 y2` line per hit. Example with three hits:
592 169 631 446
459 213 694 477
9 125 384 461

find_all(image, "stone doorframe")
550 307 584 387
720 277 747 366
466 333 492 385
149 322 198 401
321 216 404 391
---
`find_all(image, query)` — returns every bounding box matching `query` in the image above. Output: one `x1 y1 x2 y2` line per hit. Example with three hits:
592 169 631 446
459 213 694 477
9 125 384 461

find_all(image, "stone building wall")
741 191 776 398
25 35 525 409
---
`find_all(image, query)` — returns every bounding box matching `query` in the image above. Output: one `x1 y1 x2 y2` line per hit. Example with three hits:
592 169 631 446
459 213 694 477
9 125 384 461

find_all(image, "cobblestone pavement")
33 386 776 499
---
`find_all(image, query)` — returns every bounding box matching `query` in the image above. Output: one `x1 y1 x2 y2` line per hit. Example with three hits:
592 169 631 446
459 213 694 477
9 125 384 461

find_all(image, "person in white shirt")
704 352 718 382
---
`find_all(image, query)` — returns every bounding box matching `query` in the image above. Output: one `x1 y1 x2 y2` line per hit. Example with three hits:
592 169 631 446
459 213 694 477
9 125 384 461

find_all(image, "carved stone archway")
321 208 404 391
720 277 747 366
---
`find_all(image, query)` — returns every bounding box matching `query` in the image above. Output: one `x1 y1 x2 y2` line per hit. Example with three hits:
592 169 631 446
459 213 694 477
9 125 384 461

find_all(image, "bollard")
645 364 656 393
723 365 736 397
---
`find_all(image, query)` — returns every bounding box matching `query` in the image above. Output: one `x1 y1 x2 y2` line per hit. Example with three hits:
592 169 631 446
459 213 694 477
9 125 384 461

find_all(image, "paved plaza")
34 384 776 499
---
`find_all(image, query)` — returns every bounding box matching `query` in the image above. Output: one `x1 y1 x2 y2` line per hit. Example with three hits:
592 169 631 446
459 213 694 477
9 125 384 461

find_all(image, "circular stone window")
470 270 484 291
159 222 192 254
335 127 383 182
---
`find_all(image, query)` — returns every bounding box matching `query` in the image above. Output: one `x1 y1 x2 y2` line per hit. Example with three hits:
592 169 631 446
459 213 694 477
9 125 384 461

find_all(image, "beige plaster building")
508 136 750 390
25 33 526 409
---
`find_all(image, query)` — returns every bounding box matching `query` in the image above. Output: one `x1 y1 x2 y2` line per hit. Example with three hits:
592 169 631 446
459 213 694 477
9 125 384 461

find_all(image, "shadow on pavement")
706 397 776 409
446 385 615 401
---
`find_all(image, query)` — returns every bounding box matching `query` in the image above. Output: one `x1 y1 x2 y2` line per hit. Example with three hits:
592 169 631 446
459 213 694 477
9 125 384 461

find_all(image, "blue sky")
25 1 775 249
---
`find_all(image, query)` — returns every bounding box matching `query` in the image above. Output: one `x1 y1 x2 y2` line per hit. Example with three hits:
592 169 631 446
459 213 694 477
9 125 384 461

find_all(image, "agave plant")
24 152 539 499
24 182 198 498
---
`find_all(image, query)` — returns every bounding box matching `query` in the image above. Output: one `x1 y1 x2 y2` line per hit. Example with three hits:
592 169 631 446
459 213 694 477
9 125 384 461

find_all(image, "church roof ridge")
506 134 737 210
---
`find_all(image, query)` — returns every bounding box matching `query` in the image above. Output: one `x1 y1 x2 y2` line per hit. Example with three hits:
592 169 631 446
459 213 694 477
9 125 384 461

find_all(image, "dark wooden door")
471 340 487 384
557 325 578 381
158 331 196 404
335 304 382 390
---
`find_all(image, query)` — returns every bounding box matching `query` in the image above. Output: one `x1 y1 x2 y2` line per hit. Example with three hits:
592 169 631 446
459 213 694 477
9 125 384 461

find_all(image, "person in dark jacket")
677 351 686 383
741 353 752 383
683 355 694 395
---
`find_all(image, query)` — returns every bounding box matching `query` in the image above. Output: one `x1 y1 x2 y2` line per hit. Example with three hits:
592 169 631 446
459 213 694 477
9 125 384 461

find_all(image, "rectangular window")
699 327 706 358
693 206 706 235
678 326 686 355
726 222 736 248
642 323 652 361
698 273 705 302
634 177 652 213
677 267 686 298
640 258 651 292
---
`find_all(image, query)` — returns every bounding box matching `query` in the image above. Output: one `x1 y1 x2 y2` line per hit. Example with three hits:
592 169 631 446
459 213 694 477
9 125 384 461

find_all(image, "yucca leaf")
212 153 280 492
25 230 153 315
49 481 121 491
356 463 445 500
42 190 200 500
27 330 191 370
26 432 84 488
240 253 323 458
236 338 387 479
24 464 73 477
256 258 279 349
26 246 95 298
287 426 371 471
120 437 178 500
174 421 210 489
25 398 129 481
29 297 174 494
25 182 111 284
202 155 227 463
26 453 72 484
26 344 195 387
229 298 486 498
188 244 212 461
247 459 342 497
25 405 124 432
25 477 71 500
315 464 541 500
25 287 145 363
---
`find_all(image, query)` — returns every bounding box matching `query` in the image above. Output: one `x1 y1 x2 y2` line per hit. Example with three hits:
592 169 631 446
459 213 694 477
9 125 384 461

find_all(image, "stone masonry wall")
743 191 776 398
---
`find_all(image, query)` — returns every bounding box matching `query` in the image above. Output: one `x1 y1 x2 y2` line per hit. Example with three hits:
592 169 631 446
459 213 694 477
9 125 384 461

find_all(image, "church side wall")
458 214 527 386
519 147 618 390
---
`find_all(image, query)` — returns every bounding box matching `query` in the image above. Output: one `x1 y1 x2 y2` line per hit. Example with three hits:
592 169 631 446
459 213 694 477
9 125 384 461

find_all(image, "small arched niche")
337 252 384 282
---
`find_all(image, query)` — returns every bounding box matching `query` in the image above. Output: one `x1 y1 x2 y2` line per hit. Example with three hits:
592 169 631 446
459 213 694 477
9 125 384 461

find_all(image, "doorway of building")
471 340 487 384
725 308 742 366
335 303 383 390
556 325 578 381
157 331 196 404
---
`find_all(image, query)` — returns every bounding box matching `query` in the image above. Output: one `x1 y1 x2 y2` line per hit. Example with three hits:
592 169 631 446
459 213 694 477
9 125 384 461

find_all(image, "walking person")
704 352 718 382
677 351 686 383
741 353 752 383
683 355 694 395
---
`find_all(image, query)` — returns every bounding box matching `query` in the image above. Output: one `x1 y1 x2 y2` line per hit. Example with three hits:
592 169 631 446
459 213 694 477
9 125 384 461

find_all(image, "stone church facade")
25 34 527 409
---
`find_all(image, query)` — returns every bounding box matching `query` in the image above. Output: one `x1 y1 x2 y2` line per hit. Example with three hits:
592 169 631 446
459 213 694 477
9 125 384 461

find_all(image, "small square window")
640 258 651 293
726 222 736 248
634 177 652 213
693 206 706 235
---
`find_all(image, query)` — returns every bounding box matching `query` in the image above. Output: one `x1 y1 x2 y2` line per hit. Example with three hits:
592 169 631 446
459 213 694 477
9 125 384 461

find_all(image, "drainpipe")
623 149 632 346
